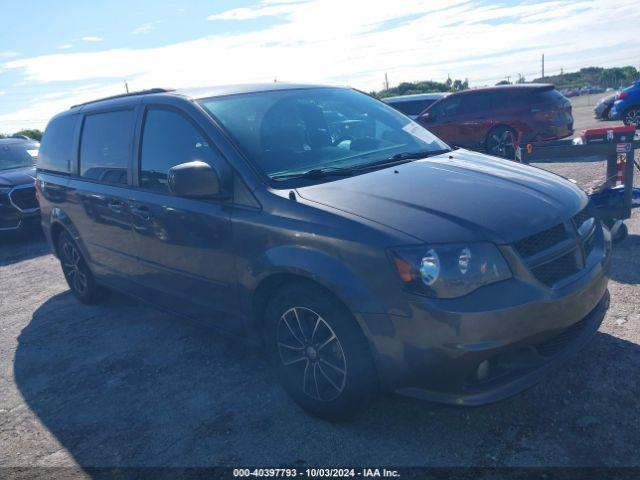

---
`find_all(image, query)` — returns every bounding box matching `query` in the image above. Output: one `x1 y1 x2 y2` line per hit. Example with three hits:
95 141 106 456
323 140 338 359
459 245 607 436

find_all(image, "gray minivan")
37 84 611 420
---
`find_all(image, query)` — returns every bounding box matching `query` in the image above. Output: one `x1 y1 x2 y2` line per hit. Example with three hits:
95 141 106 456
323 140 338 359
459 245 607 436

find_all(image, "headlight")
391 243 511 298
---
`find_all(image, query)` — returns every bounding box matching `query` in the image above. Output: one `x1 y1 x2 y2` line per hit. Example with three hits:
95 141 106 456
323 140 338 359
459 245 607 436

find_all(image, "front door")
419 96 462 146
128 107 237 324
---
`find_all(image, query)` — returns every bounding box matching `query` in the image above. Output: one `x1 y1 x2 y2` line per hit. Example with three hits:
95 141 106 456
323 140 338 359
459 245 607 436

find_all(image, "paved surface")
570 92 623 132
0 110 639 470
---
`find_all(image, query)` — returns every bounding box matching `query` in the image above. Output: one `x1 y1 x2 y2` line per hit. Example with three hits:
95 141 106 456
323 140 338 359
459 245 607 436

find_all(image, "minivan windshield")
0 143 38 171
200 88 450 182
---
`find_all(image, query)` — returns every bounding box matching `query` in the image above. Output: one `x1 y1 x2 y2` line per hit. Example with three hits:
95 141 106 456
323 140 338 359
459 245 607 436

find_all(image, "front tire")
264 283 375 421
57 231 103 304
622 106 640 127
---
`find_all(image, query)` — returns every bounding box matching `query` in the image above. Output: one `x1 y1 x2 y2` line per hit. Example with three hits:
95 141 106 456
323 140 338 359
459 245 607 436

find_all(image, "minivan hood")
296 149 586 244
0 166 36 187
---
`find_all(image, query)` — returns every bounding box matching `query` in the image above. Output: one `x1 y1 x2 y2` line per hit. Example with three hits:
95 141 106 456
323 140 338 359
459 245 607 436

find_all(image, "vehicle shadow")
14 291 640 469
609 233 640 284
0 225 50 266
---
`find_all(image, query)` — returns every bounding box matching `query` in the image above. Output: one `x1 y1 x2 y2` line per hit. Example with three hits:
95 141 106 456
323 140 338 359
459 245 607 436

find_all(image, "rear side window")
532 89 566 104
80 110 134 185
38 115 78 173
139 109 221 193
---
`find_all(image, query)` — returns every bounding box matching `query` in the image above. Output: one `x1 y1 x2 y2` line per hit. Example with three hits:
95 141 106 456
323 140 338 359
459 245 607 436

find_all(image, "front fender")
244 245 388 316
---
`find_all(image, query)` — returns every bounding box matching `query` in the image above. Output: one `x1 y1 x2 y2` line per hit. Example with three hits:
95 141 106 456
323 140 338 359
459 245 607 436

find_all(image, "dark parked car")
418 84 574 157
594 94 616 120
382 93 448 119
37 85 610 420
0 137 40 232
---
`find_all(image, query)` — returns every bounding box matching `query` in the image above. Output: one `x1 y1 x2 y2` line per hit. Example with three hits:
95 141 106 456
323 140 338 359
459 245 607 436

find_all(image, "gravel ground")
0 111 639 472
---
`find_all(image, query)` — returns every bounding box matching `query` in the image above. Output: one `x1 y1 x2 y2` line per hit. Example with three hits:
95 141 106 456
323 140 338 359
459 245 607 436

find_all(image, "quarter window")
38 114 79 173
140 109 220 193
80 110 133 185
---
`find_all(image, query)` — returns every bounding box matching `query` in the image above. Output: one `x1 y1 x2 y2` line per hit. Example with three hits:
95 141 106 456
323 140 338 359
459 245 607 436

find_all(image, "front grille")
536 315 590 357
572 207 591 229
514 223 567 258
572 206 594 235
530 250 580 287
9 186 38 211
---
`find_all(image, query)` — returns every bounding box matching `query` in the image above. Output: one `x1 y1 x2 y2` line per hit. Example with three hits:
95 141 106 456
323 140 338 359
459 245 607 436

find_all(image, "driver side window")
433 97 462 118
140 109 220 193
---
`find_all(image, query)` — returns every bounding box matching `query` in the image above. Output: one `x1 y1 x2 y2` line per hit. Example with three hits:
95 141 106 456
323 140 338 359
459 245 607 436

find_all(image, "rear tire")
264 283 375 421
622 106 640 127
485 126 517 159
57 231 104 304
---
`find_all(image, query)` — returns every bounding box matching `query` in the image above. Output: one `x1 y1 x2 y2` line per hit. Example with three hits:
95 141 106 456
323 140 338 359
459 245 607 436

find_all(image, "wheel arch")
47 208 90 263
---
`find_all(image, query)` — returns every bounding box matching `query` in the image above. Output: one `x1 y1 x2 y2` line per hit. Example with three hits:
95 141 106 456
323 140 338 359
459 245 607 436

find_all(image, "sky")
0 0 639 133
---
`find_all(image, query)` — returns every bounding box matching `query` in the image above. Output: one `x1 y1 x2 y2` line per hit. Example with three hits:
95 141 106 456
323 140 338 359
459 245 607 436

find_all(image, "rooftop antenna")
124 81 130 93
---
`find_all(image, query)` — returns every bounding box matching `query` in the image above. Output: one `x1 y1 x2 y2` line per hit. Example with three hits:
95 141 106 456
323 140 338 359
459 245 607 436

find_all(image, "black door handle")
131 205 152 221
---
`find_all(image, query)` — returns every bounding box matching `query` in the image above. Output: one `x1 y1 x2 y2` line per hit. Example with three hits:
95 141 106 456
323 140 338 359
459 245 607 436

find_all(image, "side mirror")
168 160 222 198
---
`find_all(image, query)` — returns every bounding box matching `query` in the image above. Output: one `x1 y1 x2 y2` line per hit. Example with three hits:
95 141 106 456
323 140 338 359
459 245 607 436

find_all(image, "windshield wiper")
352 148 451 171
271 166 356 181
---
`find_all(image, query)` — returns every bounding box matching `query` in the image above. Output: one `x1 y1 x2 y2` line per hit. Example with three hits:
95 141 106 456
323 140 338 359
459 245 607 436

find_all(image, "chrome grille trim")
8 184 39 213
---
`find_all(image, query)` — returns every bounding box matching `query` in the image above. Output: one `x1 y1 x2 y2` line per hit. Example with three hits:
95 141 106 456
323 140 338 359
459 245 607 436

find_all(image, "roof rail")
70 88 175 109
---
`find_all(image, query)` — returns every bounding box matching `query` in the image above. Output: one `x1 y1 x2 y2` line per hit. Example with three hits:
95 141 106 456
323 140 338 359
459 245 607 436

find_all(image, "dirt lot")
1 107 639 473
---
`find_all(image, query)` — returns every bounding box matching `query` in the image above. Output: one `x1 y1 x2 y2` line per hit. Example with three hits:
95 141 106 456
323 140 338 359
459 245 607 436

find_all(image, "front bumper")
359 230 611 405
594 103 611 119
609 102 624 120
0 185 40 231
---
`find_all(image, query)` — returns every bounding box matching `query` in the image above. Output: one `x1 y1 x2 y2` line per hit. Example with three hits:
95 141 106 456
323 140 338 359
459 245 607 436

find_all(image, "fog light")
477 360 490 381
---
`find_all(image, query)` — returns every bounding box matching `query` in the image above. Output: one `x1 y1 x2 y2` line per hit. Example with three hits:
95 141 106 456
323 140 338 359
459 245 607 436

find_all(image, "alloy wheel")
277 307 347 402
488 129 516 158
624 109 640 127
61 241 88 295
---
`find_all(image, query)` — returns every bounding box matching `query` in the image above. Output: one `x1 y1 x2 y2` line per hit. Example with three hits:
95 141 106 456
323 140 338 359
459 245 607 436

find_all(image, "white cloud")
57 44 73 50
0 83 125 132
132 21 161 35
208 2 300 20
81 36 103 42
0 91 5 96
1 0 640 131
0 50 20 59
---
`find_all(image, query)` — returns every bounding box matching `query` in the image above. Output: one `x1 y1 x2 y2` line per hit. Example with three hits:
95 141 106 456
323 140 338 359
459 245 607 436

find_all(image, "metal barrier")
515 128 640 242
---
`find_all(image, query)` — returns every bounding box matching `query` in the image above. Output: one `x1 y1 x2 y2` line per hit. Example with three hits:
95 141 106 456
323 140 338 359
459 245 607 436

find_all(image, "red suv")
417 84 573 157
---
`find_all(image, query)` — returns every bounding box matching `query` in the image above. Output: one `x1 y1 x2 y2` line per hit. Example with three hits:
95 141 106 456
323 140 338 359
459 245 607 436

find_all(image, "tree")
452 79 464 91
12 129 43 141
